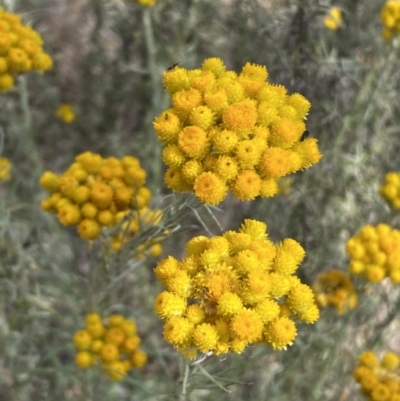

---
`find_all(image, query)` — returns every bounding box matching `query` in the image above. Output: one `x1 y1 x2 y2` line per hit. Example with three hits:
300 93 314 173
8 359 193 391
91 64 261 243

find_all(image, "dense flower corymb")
380 172 400 209
347 224 400 284
312 269 357 314
153 219 319 359
40 151 161 255
353 350 400 401
55 103 76 124
0 7 52 91
74 313 147 380
154 58 322 205
380 1 400 40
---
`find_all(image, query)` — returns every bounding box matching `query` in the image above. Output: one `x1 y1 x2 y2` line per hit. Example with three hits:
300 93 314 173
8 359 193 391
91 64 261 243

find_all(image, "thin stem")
179 361 190 401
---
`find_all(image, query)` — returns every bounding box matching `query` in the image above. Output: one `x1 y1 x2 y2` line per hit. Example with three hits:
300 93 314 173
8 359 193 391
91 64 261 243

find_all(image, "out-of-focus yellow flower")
153 219 319 358
313 269 357 314
380 1 400 40
154 58 322 205
55 103 76 124
346 224 400 284
0 7 52 91
323 7 343 30
0 157 11 181
380 171 400 209
73 314 147 380
130 0 155 6
353 350 400 400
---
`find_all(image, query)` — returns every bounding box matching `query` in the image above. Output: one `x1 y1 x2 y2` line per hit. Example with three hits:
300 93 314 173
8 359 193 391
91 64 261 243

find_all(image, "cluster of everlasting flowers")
347 224 400 284
130 0 155 6
153 58 322 205
0 7 52 91
0 156 11 181
153 219 319 359
39 152 152 242
74 313 147 381
353 351 400 401
380 172 400 210
312 269 357 315
323 7 343 30
380 1 400 40
55 103 76 124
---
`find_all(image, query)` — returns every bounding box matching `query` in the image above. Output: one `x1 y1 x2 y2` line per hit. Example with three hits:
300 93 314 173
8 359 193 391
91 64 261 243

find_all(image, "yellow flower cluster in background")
381 1 400 40
353 351 400 401
74 313 147 381
323 7 343 30
312 269 357 315
380 172 400 209
0 156 11 181
39 152 152 241
0 7 52 91
55 103 76 124
153 219 319 359
347 224 400 284
154 58 322 205
130 0 155 6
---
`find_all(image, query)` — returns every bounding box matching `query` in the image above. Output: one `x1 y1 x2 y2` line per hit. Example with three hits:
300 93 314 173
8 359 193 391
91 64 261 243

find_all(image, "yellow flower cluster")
312 269 357 315
153 219 319 359
347 224 400 284
0 7 52 91
380 172 400 209
74 313 147 381
381 1 400 40
130 0 155 6
323 7 343 30
0 156 11 181
55 103 76 124
39 152 152 241
154 58 322 205
353 351 400 401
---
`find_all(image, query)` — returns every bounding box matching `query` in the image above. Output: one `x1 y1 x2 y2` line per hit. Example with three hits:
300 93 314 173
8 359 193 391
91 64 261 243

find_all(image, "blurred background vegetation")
1 0 400 400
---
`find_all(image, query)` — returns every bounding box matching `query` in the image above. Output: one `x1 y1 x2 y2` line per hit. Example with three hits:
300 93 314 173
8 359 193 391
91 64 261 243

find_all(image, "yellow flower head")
323 7 343 30
0 10 52 91
193 171 228 205
154 58 321 203
130 0 155 6
55 103 76 124
0 157 12 181
380 171 400 209
313 269 357 315
154 219 318 357
381 1 400 40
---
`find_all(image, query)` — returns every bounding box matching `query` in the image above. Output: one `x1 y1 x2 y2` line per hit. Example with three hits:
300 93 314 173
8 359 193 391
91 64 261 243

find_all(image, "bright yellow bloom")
155 58 321 204
381 1 400 40
323 7 343 30
192 323 219 352
264 316 297 350
75 351 93 368
193 171 228 205
154 219 317 357
0 10 52 91
55 103 76 123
